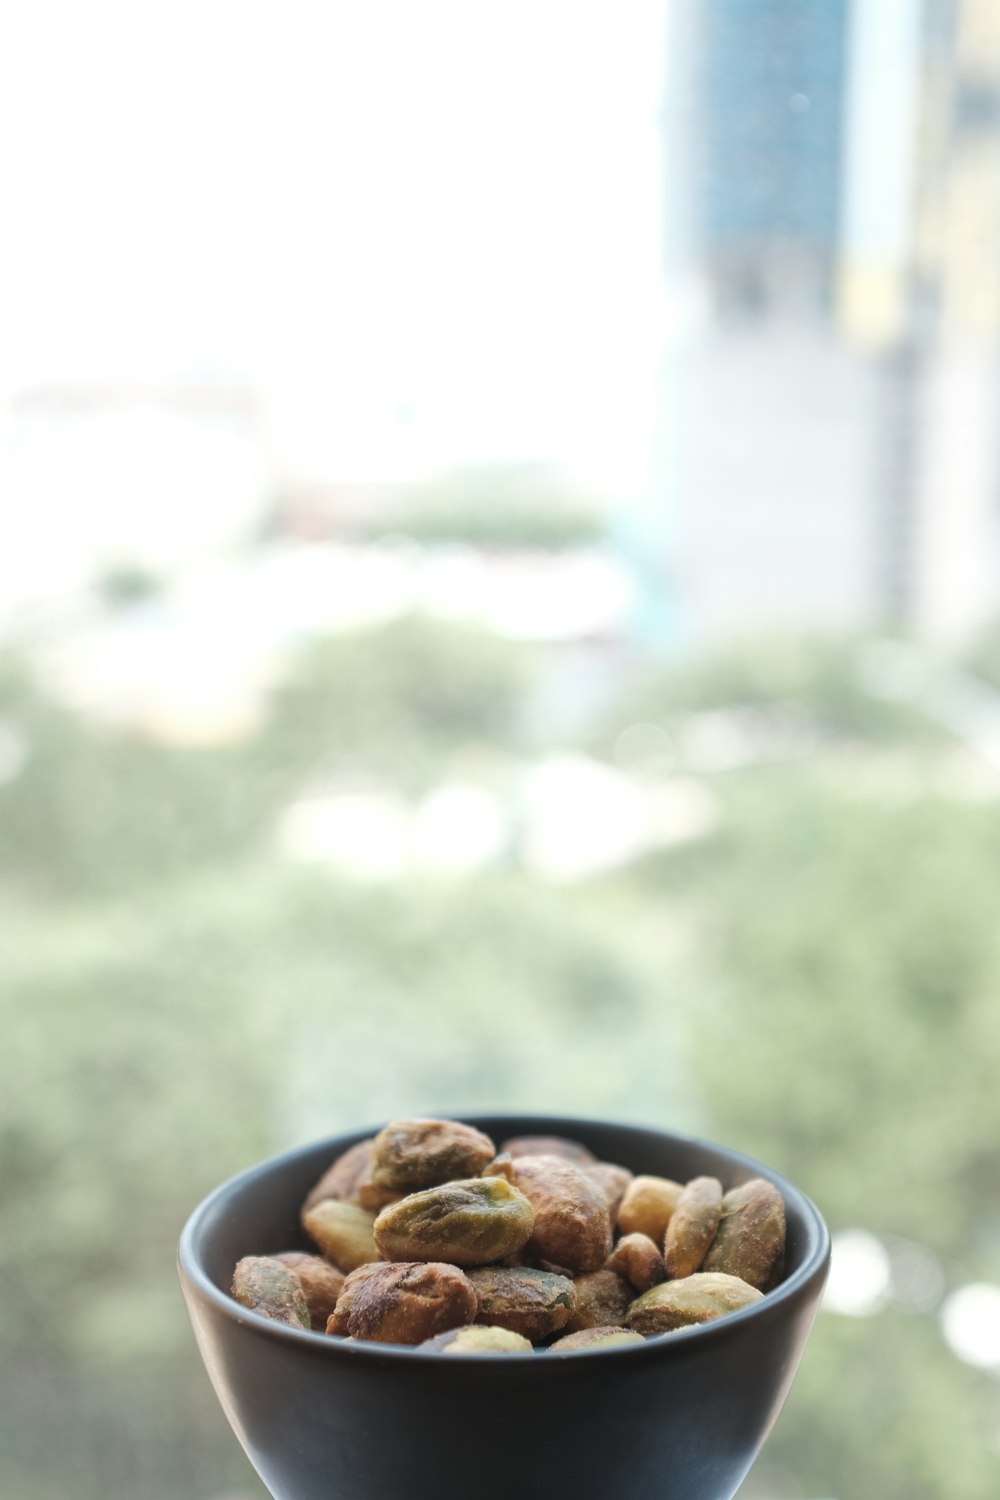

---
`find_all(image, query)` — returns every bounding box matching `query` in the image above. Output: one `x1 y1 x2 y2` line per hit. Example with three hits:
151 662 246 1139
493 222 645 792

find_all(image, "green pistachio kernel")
627 1272 763 1334
374 1177 535 1267
420 1324 534 1354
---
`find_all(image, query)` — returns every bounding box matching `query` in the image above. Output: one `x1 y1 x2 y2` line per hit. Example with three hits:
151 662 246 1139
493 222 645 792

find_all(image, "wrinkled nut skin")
549 1326 645 1352
302 1200 379 1272
664 1176 723 1280
325 1261 384 1333
329 1261 476 1344
617 1175 684 1240
271 1251 346 1329
419 1324 534 1354
564 1269 633 1332
302 1138 375 1212
370 1118 496 1191
583 1162 634 1219
627 1272 763 1334
231 1256 310 1330
500 1134 596 1165
355 1172 404 1214
374 1177 535 1267
606 1232 666 1293
703 1178 786 1290
486 1155 612 1273
468 1266 576 1342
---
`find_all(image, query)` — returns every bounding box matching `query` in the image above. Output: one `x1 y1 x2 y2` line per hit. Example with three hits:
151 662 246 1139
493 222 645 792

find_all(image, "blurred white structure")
911 355 1000 644
35 543 636 739
941 1283 1000 1372
669 330 882 641
0 386 269 627
0 1 669 611
823 1229 892 1317
4 0 1000 653
276 755 719 884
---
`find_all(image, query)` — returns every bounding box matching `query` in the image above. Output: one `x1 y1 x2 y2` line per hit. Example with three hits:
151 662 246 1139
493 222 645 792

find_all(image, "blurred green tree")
0 657 279 895
350 464 605 550
637 776 1000 1500
3 630 999 1500
595 634 946 750
255 613 532 793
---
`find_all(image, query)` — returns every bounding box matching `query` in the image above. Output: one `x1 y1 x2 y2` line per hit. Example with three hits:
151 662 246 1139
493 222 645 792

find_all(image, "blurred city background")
3 1 1000 1496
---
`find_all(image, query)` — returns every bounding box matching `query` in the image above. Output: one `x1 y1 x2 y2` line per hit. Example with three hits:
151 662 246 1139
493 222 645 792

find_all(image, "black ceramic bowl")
179 1114 829 1500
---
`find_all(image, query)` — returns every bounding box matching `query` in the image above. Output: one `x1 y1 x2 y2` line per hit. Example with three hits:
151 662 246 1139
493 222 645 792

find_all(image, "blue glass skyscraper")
694 0 850 313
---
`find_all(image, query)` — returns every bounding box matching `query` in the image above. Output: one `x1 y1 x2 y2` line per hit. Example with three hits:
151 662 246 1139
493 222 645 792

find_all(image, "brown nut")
500 1134 596 1165
605 1232 666 1293
271 1252 345 1329
325 1261 383 1333
354 1171 404 1214
627 1271 763 1334
302 1138 375 1211
328 1260 476 1344
664 1176 723 1280
468 1266 576 1342
617 1175 684 1240
702 1178 786 1290
419 1324 534 1354
231 1256 310 1329
583 1162 633 1219
302 1200 379 1272
370 1118 495 1191
564 1268 633 1332
485 1155 612 1273
549 1326 644 1352
301 1139 403 1216
484 1152 516 1182
534 1258 575 1277
373 1177 535 1266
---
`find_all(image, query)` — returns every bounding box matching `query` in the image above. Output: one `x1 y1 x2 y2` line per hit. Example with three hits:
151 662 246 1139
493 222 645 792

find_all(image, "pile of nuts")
230 1118 787 1354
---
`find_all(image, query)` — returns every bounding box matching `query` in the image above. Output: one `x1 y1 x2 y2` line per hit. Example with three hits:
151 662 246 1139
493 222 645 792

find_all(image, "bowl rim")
178 1112 831 1366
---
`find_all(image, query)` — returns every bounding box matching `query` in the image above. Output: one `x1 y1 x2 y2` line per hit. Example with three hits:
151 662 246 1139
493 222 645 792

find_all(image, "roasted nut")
534 1257 575 1277
324 1261 383 1333
564 1268 633 1332
419 1324 533 1354
484 1152 516 1183
605 1232 666 1293
302 1137 401 1213
468 1266 576 1341
583 1162 633 1219
231 1256 310 1329
703 1178 786 1290
374 1177 534 1266
486 1155 612 1272
302 1138 376 1211
627 1272 763 1334
329 1261 476 1344
500 1134 596 1165
233 1115 792 1353
499 1251 535 1269
664 1176 723 1280
370 1118 495 1191
271 1252 346 1329
617 1175 684 1240
354 1172 404 1214
549 1326 644 1352
302 1200 379 1272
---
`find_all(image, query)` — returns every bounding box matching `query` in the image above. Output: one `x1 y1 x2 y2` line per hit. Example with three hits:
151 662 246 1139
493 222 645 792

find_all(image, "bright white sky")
0 0 668 483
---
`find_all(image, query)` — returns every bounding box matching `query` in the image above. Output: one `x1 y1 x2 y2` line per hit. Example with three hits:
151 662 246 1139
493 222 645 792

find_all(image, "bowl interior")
181 1113 829 1352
